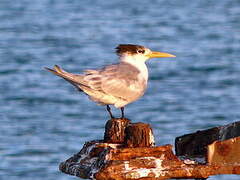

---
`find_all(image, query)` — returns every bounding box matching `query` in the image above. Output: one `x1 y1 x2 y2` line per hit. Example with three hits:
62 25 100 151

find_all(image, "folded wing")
85 62 147 102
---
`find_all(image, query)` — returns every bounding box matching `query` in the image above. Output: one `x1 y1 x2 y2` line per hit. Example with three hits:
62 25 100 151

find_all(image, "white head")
115 44 175 63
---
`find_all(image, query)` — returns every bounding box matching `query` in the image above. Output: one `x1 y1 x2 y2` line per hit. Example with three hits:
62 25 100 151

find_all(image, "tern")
45 44 175 119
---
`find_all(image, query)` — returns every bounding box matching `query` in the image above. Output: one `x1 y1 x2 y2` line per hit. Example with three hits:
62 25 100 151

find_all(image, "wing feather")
82 63 146 102
100 63 147 102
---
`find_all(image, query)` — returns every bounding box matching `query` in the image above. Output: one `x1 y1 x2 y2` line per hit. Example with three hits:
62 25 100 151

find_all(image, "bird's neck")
120 55 149 81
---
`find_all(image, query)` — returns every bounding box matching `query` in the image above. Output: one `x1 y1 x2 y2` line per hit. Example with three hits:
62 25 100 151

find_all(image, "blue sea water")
0 0 240 180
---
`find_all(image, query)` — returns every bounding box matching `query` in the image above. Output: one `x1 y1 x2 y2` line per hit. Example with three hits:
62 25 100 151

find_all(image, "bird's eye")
137 50 145 54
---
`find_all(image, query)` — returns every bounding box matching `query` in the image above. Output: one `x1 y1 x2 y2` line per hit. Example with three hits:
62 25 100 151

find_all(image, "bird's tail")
45 65 64 76
45 65 85 90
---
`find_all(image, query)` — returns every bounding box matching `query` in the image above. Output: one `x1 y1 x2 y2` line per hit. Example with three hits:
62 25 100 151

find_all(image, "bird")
45 44 175 119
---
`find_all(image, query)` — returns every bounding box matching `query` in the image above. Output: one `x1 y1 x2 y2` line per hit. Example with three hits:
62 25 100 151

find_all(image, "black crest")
115 44 145 55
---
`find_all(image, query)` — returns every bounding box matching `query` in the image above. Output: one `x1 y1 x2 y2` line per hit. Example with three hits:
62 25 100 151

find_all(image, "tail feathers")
45 65 68 80
45 65 67 76
45 65 88 91
45 66 59 76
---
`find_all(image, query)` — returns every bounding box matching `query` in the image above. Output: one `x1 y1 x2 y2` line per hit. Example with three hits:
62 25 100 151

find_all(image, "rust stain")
216 143 231 156
233 166 240 174
148 172 156 177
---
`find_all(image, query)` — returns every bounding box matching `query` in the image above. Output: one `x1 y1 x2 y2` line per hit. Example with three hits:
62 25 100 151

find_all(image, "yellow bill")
148 51 176 58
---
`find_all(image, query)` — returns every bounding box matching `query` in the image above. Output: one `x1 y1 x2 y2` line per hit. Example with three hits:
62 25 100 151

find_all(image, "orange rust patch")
233 166 240 174
148 172 156 177
216 143 231 156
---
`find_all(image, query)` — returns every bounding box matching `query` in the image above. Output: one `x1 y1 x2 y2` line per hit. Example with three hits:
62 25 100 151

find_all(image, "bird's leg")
120 107 124 119
106 105 114 119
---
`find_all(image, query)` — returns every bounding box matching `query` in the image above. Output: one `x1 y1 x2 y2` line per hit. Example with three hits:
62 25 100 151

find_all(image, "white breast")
120 55 149 82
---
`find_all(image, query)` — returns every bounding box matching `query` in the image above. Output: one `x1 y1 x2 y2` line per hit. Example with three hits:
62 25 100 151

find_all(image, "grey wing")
95 63 146 102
